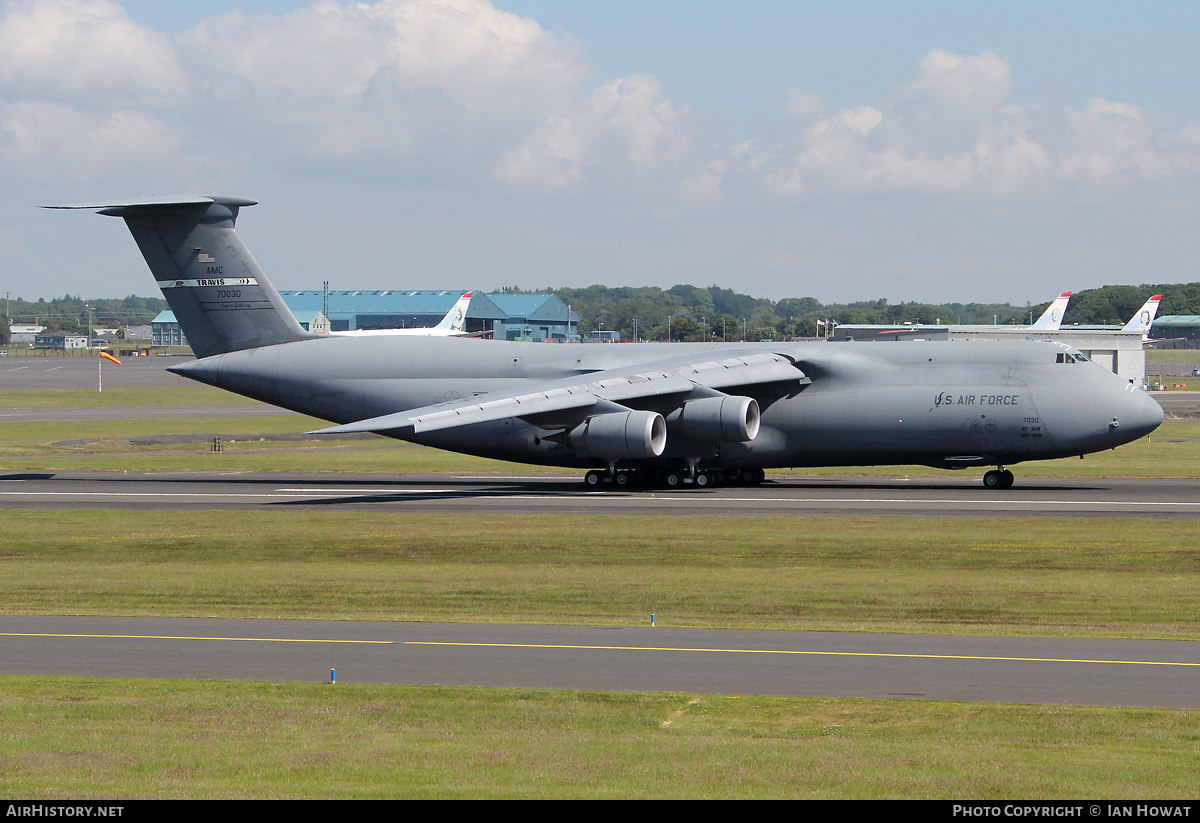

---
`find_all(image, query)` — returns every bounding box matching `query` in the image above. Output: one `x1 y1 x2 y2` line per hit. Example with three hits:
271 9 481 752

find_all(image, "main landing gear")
583 466 766 490
983 468 1014 489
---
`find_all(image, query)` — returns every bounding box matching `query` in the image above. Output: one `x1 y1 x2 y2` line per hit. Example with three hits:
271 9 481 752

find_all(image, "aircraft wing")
312 351 809 435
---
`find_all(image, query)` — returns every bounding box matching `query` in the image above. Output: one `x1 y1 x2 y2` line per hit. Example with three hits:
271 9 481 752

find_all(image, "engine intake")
678 395 760 443
568 410 667 459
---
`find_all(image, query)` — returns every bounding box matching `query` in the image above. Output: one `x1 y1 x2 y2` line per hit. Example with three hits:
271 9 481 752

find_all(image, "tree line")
2 282 1196 347
526 282 1190 342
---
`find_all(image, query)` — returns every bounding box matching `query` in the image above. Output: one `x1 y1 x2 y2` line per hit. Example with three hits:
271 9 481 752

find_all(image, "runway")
3 616 1197 708
1 353 191 389
2 469 1200 517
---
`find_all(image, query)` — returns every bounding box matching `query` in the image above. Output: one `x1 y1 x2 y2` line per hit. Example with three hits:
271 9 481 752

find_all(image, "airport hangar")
152 290 582 346
279 289 581 341
1149 315 1200 349
833 322 1148 385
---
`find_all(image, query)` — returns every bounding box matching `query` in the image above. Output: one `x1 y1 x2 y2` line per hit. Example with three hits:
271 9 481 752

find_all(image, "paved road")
2 470 1199 517
3 616 1197 708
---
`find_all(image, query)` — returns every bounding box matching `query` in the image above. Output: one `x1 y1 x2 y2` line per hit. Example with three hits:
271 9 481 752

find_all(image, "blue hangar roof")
278 289 507 320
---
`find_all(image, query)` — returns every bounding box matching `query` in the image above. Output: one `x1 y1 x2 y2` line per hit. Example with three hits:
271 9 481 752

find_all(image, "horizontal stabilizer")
44 196 258 213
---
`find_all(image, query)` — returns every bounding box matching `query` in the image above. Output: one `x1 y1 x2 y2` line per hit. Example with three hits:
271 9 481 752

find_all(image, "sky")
3 0 1200 306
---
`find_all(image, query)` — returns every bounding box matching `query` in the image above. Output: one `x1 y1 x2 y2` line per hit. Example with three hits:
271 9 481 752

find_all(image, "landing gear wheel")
694 471 711 489
584 470 603 488
744 468 766 486
614 471 630 488
983 470 1013 490
664 471 683 489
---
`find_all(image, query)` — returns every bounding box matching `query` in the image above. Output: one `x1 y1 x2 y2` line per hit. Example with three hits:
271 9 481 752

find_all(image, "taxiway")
3 615 1198 708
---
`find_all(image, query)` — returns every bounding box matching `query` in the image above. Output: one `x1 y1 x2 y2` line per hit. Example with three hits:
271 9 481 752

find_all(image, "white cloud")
497 73 695 192
747 49 1200 200
0 0 185 104
176 0 589 159
901 48 1012 111
10 3 1195 202
0 0 594 179
0 99 188 183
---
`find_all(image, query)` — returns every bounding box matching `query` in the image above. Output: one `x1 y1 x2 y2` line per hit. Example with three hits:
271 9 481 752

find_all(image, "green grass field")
2 385 1199 798
3 678 1197 799
1146 349 1200 362
2 511 1198 638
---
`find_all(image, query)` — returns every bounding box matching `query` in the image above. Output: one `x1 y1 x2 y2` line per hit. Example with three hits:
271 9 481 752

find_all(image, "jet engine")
676 395 760 443
568 410 667 459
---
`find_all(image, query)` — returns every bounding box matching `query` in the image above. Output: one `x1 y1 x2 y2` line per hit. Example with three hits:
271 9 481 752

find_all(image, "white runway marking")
2 485 1199 510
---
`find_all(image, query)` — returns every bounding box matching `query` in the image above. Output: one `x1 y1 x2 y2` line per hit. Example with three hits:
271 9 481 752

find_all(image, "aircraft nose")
1114 388 1164 439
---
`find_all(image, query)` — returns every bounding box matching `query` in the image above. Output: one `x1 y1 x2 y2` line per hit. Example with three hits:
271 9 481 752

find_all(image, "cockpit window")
1056 351 1091 364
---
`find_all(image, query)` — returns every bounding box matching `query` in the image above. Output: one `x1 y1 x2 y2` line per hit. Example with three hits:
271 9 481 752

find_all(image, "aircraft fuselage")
170 334 1162 471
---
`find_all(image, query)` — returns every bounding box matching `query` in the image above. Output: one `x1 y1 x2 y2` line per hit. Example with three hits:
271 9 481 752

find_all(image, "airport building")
277 289 504 335
151 311 188 347
1148 316 1200 348
277 290 579 341
289 311 331 334
487 293 581 341
833 323 1148 384
9 324 44 345
151 291 581 347
34 331 87 350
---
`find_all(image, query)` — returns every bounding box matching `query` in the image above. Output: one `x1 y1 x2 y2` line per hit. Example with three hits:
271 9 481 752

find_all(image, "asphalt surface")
4 616 1199 708
3 470 1200 518
2 352 191 388
0 404 300 422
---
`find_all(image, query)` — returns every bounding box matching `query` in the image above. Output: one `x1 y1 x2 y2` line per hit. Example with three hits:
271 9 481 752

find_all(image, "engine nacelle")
568 410 667 459
677 395 760 443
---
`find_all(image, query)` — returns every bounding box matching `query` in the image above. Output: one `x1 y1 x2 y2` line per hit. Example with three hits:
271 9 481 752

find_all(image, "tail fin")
46 196 313 358
1029 291 1071 331
1121 294 1161 336
433 292 473 332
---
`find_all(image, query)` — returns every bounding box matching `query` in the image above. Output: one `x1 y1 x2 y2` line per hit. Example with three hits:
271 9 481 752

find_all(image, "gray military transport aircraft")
50 196 1164 490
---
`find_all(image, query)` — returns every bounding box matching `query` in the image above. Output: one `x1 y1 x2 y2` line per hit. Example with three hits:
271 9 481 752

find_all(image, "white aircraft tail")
46 197 312 358
1029 292 1072 331
433 292 473 332
1121 294 1162 336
